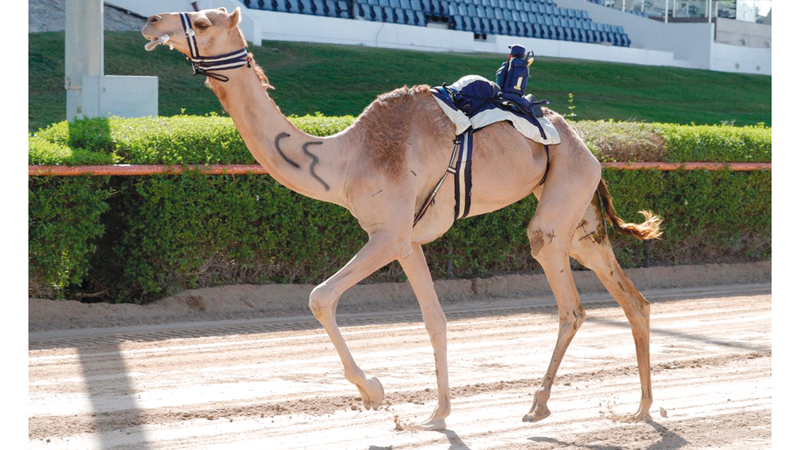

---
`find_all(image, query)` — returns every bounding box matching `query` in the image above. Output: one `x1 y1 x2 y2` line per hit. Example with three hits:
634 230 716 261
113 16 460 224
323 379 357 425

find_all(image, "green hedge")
28 116 771 302
30 115 769 165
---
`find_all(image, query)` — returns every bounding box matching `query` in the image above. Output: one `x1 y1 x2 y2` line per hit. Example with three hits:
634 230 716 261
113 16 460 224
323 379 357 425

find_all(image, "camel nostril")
147 15 161 24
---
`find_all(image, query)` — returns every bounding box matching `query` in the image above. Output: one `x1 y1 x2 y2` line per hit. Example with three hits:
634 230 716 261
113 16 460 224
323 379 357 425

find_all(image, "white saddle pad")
431 82 561 146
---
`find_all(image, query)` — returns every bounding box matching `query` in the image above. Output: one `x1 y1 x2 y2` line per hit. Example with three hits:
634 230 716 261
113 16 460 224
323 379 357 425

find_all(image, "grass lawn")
29 31 771 131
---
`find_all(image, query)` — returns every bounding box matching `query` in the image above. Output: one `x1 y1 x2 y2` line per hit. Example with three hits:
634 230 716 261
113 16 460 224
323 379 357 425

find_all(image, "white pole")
65 0 103 121
665 0 669 23
622 0 626 13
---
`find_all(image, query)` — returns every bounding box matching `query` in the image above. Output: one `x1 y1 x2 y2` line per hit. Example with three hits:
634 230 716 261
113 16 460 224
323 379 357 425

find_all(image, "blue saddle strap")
453 130 475 220
412 129 475 227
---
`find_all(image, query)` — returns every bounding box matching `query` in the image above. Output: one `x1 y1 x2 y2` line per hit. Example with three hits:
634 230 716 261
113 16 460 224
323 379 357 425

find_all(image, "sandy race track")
29 270 771 449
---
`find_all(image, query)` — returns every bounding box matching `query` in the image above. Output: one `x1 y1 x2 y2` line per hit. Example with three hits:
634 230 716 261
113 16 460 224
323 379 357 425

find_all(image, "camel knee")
527 225 565 260
561 306 587 332
309 282 339 321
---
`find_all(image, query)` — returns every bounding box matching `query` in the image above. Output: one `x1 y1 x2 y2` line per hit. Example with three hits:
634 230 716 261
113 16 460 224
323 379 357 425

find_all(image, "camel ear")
218 7 228 13
228 7 241 28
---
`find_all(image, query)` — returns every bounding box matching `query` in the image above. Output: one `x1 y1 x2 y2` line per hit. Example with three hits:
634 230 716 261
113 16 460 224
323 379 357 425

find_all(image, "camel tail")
597 179 663 241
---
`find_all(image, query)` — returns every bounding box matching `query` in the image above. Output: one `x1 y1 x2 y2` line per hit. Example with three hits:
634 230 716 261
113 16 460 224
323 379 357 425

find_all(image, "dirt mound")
29 261 770 332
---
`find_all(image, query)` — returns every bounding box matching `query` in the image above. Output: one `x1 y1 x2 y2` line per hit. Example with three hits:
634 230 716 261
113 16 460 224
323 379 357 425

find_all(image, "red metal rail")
28 162 771 176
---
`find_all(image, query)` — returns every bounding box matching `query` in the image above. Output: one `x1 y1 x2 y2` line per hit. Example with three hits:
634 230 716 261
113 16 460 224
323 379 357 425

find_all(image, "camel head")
142 7 244 58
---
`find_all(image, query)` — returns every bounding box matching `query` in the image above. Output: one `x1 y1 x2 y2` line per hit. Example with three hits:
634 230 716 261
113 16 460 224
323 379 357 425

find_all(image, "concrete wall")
711 42 771 75
715 17 771 49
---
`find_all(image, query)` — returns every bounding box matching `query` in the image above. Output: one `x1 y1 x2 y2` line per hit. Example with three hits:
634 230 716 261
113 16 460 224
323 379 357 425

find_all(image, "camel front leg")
398 244 450 431
309 231 408 410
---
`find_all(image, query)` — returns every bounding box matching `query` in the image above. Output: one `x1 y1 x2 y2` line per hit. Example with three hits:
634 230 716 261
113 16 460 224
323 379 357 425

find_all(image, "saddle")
431 75 558 144
438 76 549 120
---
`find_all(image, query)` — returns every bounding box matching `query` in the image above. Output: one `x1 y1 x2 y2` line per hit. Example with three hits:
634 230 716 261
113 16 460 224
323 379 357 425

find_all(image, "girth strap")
413 130 475 227
539 145 550 186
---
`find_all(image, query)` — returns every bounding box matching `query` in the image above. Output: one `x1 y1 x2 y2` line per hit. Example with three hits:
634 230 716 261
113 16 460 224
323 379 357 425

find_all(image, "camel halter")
179 13 250 82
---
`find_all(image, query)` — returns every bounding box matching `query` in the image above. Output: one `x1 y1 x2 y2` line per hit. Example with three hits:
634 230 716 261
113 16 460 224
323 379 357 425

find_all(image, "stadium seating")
242 0 631 47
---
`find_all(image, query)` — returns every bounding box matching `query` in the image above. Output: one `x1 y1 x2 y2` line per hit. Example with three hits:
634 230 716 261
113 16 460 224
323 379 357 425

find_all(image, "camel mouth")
144 34 172 52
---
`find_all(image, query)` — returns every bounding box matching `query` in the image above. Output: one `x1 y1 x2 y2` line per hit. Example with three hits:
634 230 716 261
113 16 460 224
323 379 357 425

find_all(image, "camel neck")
207 67 350 207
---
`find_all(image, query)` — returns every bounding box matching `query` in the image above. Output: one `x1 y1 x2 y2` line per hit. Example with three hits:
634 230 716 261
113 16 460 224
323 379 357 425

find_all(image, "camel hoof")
417 418 447 431
362 377 384 410
522 408 551 423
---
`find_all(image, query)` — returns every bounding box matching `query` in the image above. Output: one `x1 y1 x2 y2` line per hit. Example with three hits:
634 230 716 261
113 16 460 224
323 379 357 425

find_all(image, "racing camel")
142 7 662 431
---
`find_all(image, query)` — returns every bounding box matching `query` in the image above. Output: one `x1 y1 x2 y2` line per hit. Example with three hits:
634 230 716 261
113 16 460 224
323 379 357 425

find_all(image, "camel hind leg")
522 144 601 423
569 190 654 421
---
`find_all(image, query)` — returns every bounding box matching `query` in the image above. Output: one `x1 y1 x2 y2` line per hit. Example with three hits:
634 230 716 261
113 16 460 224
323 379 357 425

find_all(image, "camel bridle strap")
179 13 250 82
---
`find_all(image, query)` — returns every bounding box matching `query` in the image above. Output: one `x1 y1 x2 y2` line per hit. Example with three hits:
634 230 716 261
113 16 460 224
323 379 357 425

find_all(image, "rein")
179 13 250 82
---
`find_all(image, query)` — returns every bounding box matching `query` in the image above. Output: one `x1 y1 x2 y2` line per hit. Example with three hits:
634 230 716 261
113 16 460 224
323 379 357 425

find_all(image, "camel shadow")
77 342 151 449
439 429 473 450
528 421 688 450
586 315 771 353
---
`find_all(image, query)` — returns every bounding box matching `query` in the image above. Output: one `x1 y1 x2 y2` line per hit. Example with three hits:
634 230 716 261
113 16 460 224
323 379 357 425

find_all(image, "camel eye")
194 21 210 31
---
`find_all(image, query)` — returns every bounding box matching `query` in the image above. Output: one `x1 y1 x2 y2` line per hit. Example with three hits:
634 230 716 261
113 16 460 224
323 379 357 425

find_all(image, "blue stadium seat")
488 17 499 34
415 10 426 26
448 2 457 16
546 16 558 40
297 0 311 14
521 21 533 37
319 0 329 14
287 0 300 12
338 0 351 17
476 17 488 33
556 17 568 40
372 4 384 21
356 1 370 19
454 15 466 31
432 0 445 16
497 0 508 9
409 0 422 10
532 18 545 38
382 6 395 22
